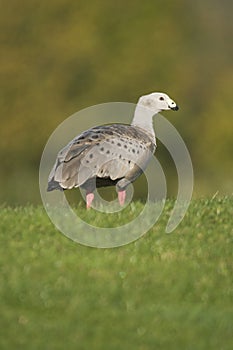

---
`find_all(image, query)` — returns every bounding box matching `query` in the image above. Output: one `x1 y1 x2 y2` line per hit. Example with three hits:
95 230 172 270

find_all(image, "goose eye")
159 97 164 101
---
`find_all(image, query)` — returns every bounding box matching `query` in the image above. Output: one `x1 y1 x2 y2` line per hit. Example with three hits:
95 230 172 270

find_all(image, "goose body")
47 92 179 207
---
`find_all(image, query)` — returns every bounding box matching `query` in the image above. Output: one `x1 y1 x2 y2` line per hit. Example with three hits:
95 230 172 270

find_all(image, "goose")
47 92 179 208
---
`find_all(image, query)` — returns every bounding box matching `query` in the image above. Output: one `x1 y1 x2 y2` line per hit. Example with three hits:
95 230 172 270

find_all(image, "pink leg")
118 190 126 206
86 193 94 209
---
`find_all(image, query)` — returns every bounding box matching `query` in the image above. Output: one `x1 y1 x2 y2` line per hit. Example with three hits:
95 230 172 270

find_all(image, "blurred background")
0 0 232 205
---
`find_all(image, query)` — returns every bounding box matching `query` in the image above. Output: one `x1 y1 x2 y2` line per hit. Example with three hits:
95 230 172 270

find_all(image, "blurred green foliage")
0 0 232 204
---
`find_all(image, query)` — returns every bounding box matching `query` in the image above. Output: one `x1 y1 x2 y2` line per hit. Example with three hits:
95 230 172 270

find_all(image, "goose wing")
47 124 156 190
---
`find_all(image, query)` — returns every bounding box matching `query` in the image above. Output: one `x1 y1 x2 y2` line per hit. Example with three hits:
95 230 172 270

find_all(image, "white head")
132 92 179 137
137 92 179 114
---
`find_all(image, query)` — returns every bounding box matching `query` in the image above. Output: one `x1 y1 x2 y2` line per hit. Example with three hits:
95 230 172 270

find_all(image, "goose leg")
118 190 126 206
86 192 94 209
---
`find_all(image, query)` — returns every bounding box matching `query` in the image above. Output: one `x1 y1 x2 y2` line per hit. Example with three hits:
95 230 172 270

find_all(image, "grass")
0 197 232 350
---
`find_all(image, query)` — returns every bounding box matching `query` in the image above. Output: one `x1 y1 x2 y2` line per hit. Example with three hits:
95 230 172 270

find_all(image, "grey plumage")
47 124 155 193
47 92 179 207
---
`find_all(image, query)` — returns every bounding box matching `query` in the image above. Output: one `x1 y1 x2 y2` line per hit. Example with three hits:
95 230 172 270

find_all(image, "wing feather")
48 124 156 190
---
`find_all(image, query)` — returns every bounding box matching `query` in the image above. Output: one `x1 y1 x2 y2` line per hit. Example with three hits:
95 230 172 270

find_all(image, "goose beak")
170 105 179 111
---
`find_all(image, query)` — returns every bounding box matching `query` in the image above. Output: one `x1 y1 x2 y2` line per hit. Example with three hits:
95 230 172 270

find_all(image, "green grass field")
0 197 232 350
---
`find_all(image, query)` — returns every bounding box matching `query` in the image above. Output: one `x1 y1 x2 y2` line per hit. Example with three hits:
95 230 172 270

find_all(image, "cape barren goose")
47 92 179 208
